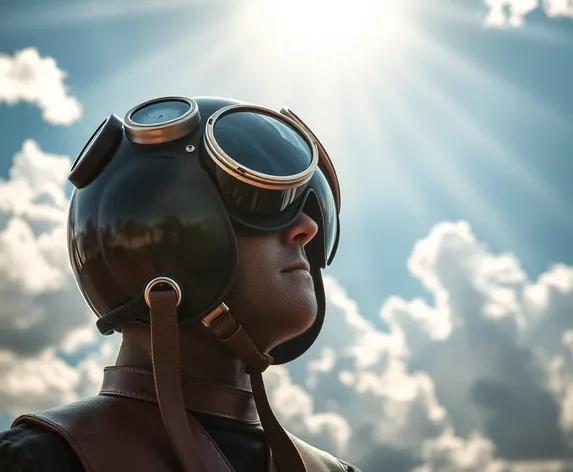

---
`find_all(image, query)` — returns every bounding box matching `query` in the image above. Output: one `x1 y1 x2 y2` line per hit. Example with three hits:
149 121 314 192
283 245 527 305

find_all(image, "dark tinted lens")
213 112 312 176
311 168 338 264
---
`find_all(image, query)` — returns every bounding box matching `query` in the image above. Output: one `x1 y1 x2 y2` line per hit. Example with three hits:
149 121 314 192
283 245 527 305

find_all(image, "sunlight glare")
262 0 385 52
235 0 416 80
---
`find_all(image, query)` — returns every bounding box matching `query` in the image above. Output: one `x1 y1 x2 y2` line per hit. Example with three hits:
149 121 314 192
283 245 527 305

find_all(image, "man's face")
225 212 319 353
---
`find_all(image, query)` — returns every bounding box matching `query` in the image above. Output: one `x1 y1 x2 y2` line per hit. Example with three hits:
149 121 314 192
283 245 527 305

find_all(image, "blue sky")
1 1 573 470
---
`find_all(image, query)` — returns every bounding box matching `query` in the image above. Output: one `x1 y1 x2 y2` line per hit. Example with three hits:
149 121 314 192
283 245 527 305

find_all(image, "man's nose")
283 212 319 248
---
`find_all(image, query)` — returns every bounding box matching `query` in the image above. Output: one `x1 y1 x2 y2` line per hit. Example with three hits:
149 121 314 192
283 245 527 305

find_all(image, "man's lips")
281 260 311 273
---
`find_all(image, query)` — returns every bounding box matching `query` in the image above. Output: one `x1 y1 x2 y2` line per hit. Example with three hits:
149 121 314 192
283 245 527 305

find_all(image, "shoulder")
339 459 363 472
287 433 362 472
0 423 83 471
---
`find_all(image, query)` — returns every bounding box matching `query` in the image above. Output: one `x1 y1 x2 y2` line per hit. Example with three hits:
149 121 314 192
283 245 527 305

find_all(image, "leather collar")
99 366 261 425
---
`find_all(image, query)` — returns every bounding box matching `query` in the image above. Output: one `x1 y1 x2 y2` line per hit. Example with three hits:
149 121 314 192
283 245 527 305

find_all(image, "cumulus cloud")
483 0 573 27
0 139 116 420
0 140 95 356
0 338 120 420
0 48 82 125
544 0 573 17
413 427 573 472
264 364 353 457
394 222 573 460
265 221 573 471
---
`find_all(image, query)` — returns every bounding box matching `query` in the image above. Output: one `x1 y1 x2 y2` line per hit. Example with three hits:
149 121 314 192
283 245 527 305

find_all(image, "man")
0 96 361 472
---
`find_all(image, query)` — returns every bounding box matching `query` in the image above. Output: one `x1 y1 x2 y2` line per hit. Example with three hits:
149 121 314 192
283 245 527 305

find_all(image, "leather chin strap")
148 288 307 472
149 290 208 472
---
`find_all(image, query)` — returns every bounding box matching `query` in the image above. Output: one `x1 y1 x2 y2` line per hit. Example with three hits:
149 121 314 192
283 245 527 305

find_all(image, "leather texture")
200 296 306 471
12 367 347 472
149 289 212 472
148 289 306 471
207 307 273 372
100 367 260 424
13 395 233 472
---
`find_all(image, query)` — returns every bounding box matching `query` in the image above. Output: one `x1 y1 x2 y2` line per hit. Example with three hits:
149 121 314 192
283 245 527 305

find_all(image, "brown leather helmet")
67 95 341 364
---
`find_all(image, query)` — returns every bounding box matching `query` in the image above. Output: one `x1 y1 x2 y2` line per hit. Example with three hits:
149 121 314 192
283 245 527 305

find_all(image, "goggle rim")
279 107 341 214
123 96 202 145
204 104 320 191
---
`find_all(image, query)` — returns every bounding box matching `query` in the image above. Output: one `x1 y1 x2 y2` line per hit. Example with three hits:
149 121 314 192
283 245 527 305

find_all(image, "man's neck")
114 323 253 391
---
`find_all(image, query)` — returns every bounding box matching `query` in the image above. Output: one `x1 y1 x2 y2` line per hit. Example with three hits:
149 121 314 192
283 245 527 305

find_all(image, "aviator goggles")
69 96 341 267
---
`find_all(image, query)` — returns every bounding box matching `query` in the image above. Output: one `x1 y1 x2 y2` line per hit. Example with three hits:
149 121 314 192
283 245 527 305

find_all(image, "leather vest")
11 366 346 472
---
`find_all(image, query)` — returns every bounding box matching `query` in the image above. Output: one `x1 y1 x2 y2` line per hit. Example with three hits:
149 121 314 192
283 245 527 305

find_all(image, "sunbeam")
400 30 573 230
228 0 419 93
80 23 237 123
405 64 573 231
369 71 520 251
417 13 572 133
344 84 434 231
0 0 204 32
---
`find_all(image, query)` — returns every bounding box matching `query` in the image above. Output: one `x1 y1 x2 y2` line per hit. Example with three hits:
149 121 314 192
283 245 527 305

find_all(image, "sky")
0 0 572 470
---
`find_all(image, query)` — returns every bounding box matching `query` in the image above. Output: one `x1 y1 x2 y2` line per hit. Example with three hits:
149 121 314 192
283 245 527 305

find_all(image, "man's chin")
227 294 317 353
281 303 318 342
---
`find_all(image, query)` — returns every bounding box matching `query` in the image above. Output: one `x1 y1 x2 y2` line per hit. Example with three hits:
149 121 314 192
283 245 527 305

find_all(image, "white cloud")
484 0 538 27
264 365 352 456
0 51 118 430
544 0 573 17
0 139 70 234
385 222 573 460
0 348 80 418
0 140 94 355
482 0 573 27
414 428 502 472
0 218 65 294
60 324 97 354
414 428 573 472
0 48 82 125
0 336 120 420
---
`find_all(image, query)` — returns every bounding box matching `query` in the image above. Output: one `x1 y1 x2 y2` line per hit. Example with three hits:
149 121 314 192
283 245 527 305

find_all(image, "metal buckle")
144 276 182 307
201 303 230 328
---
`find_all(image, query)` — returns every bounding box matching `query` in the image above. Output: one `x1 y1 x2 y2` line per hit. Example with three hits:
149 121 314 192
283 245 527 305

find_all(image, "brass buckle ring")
144 276 182 307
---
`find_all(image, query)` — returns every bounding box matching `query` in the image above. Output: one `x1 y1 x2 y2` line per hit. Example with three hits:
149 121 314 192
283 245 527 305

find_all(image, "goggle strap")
202 307 308 472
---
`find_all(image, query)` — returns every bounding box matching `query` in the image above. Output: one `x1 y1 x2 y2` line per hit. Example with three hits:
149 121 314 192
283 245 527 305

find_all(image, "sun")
259 0 386 52
232 0 417 82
